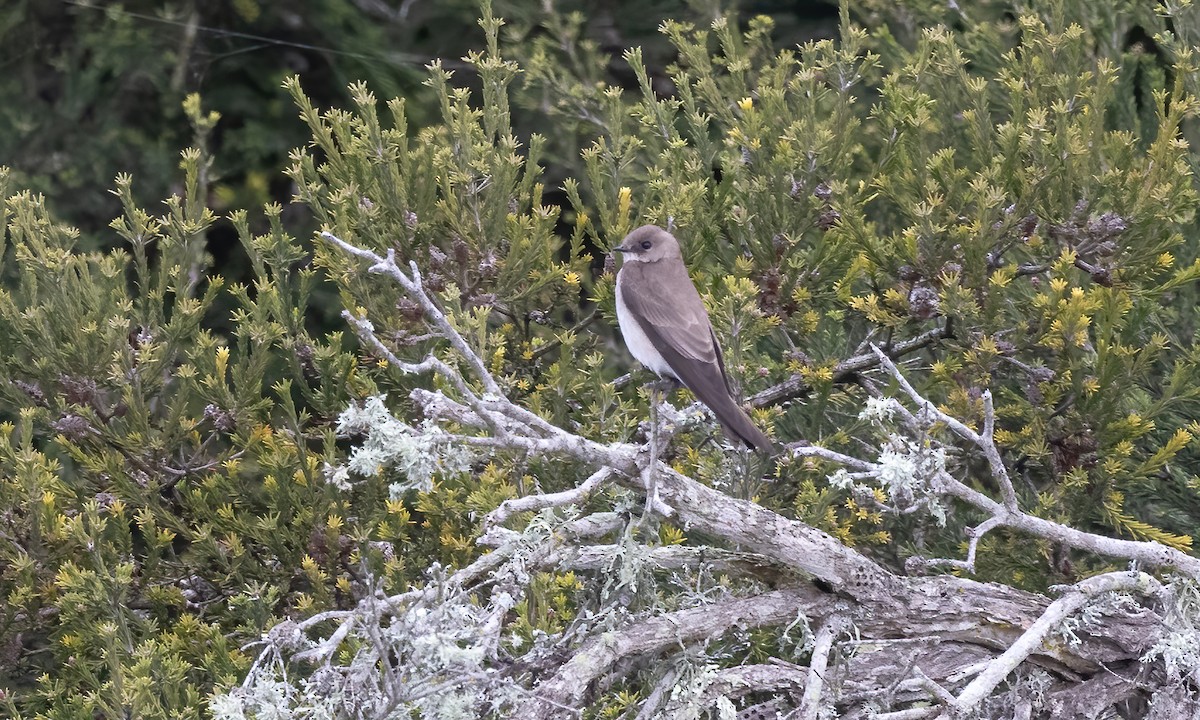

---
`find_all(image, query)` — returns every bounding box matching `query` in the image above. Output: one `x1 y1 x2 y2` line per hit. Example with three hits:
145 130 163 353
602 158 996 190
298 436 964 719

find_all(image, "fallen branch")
694 662 808 705
218 229 1200 720
518 587 822 719
943 571 1164 718
798 614 848 719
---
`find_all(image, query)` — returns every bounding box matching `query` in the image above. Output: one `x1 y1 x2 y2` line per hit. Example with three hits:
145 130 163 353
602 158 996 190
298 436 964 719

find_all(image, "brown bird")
613 225 773 452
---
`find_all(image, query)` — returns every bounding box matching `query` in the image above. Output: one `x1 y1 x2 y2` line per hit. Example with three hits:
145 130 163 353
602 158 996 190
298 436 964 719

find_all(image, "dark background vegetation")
0 0 837 269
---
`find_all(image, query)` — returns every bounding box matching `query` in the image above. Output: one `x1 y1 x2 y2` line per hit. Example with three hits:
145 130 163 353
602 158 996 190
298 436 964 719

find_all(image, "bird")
613 225 773 452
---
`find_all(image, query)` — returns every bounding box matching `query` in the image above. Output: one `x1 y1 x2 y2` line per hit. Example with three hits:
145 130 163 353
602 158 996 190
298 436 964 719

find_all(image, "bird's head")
612 225 683 264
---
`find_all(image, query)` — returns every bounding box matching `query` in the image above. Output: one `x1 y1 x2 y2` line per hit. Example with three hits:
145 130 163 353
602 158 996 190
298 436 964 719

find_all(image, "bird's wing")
619 261 720 367
621 262 772 451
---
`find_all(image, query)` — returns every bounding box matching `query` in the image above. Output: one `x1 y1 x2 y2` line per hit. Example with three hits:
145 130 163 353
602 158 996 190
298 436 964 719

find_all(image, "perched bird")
613 225 773 452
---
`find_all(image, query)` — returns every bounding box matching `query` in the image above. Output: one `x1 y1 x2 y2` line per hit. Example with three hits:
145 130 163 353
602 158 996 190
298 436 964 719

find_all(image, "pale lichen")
859 396 902 425
334 394 475 496
1143 578 1200 682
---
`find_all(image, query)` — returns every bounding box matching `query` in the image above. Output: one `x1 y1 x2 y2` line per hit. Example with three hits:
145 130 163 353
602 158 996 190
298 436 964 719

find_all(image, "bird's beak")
612 245 637 255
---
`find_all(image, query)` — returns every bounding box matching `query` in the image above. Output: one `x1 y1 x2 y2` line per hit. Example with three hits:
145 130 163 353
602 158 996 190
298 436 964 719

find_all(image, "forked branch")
221 231 1198 720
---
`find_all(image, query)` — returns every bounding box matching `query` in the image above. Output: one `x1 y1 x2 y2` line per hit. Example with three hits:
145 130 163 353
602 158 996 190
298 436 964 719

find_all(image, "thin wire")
62 0 470 69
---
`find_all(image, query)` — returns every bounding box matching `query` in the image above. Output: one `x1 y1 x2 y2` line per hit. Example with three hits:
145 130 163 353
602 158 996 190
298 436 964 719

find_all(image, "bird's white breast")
615 275 675 378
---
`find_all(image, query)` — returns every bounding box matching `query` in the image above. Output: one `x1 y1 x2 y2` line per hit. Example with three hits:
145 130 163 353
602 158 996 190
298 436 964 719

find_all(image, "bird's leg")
645 377 679 395
637 375 682 530
734 446 756 501
640 382 663 531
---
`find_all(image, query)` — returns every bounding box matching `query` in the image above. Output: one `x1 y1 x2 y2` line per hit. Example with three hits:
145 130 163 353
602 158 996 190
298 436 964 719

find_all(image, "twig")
933 466 1200 578
517 587 818 720
912 667 956 706
789 444 879 473
798 614 848 720
287 548 515 665
749 325 947 409
485 467 616 532
870 345 1018 511
907 516 1003 575
942 571 1163 717
478 512 625 549
481 397 561 437
320 231 501 396
858 344 1200 580
340 310 483 409
529 310 599 361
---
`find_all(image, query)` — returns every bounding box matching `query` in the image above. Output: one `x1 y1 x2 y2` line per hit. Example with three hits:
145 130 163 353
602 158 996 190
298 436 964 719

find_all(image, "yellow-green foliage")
507 0 1200 589
0 110 512 715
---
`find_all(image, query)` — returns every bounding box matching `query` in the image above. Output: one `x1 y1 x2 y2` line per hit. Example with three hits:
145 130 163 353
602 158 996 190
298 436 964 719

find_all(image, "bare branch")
518 587 818 719
933 467 1200 578
799 344 1200 580
646 464 896 589
944 571 1164 717
799 614 848 719
871 344 1019 511
340 309 486 409
913 666 957 707
789 443 878 472
410 388 636 469
548 544 785 584
750 325 948 408
695 663 808 704
486 467 616 532
320 231 501 396
907 516 1003 575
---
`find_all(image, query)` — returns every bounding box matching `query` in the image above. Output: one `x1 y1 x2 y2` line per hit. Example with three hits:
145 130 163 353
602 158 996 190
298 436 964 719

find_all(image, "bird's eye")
640 240 652 250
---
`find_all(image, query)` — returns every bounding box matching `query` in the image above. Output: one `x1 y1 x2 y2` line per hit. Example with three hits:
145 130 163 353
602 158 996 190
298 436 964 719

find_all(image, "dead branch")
749 324 948 409
798 614 849 719
227 230 1200 720
518 587 822 719
943 571 1164 718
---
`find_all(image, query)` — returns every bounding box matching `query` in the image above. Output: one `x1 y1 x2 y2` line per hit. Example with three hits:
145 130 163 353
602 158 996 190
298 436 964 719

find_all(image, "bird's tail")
711 396 774 454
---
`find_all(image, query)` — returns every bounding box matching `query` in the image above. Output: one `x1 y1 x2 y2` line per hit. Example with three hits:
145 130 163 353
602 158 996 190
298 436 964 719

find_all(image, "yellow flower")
737 97 754 112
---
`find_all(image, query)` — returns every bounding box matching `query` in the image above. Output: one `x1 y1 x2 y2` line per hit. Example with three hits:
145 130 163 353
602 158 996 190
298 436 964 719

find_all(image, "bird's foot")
644 377 680 394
